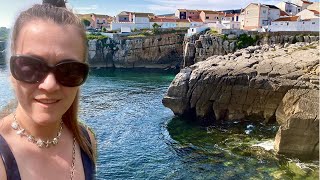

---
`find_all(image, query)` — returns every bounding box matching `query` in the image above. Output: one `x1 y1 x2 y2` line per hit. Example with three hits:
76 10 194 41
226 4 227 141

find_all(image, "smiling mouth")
35 99 60 104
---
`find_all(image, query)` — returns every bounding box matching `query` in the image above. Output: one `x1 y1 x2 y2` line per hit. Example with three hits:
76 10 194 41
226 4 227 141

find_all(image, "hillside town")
78 0 319 35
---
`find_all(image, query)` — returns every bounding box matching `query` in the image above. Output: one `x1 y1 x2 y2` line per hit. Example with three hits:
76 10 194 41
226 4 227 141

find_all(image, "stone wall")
88 33 184 69
183 31 319 67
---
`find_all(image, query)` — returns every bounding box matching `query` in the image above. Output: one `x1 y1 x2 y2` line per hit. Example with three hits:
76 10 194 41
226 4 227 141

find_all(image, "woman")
0 0 96 179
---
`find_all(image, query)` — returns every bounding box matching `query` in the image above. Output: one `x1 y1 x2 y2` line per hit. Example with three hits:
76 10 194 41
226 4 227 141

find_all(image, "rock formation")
183 32 319 67
0 41 6 65
88 33 184 69
163 41 319 160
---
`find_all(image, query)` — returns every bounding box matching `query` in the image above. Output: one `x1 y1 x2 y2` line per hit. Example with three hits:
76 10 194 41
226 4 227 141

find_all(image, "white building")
296 9 320 19
149 18 177 29
221 13 241 29
240 3 281 30
269 16 319 32
276 1 302 15
291 0 313 10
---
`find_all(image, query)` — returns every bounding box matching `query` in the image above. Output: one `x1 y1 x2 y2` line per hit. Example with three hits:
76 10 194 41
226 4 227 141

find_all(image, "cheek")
63 88 79 103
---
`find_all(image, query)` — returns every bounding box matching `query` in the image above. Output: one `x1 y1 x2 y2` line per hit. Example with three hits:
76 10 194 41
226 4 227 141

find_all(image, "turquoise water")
0 66 318 179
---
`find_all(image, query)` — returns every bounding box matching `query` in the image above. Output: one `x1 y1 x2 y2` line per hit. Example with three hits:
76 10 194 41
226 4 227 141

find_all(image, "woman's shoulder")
0 115 12 180
0 114 13 136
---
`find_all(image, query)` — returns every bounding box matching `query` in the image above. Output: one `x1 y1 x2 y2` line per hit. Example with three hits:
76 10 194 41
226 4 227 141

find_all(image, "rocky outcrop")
163 41 319 160
0 41 6 65
183 32 319 68
88 33 184 69
275 89 319 160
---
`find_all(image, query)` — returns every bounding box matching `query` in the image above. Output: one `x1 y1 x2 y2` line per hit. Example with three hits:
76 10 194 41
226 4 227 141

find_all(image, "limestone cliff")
88 33 184 69
183 32 319 67
163 41 319 160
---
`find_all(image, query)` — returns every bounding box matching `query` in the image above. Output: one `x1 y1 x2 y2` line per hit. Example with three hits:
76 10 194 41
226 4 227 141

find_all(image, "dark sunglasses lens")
11 56 48 83
55 62 88 87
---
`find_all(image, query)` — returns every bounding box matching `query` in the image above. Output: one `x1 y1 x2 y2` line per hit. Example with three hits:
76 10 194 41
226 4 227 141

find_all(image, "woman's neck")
14 106 63 141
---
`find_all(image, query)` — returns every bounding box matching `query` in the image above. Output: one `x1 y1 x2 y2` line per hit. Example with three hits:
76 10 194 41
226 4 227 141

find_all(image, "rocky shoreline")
162 41 319 160
88 33 184 69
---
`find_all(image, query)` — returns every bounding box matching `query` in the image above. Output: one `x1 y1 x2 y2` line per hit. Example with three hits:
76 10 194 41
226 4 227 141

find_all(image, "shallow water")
0 66 318 179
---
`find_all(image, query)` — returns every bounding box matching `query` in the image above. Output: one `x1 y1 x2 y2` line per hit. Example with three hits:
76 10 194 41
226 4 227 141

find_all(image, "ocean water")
0 65 318 179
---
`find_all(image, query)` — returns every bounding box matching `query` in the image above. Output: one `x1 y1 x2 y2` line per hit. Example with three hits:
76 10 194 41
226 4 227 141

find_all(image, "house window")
124 17 127 20
232 17 234 21
263 10 266 13
312 22 315 24
236 16 239 21
216 17 219 20
206 16 209 19
189 16 192 18
247 11 249 14
96 19 99 23
103 20 106 23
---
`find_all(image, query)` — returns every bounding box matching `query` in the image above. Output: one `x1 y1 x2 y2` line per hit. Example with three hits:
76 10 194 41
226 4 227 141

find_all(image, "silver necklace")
11 114 63 148
70 137 76 180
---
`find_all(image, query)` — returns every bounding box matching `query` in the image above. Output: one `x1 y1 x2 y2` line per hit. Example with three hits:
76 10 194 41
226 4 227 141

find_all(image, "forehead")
14 20 85 62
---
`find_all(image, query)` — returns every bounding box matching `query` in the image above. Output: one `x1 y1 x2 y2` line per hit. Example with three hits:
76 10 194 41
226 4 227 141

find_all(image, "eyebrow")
15 53 81 63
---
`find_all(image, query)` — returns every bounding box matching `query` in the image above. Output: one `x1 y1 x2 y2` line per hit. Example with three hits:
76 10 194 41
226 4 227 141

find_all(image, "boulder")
274 89 319 160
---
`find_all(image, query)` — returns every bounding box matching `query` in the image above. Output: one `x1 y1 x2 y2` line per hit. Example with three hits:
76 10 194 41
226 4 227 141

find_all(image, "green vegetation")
86 33 108 40
0 27 9 41
152 23 161 34
102 27 107 32
236 34 258 49
127 28 187 38
81 19 91 27
209 29 219 34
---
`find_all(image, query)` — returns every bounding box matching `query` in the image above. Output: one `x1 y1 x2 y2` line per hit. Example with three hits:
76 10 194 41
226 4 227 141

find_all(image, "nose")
38 72 61 92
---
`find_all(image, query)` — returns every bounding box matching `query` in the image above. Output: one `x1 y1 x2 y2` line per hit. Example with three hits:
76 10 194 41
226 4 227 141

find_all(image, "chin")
31 113 63 126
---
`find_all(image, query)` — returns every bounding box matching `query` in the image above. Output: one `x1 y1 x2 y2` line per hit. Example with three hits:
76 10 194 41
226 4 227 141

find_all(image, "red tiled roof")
150 18 176 22
274 16 299 22
188 18 203 22
224 13 238 17
201 10 219 14
302 0 313 4
310 10 320 15
176 19 189 23
280 10 289 16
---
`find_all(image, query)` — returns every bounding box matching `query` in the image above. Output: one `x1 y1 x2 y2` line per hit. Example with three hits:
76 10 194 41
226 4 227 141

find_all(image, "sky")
0 0 319 28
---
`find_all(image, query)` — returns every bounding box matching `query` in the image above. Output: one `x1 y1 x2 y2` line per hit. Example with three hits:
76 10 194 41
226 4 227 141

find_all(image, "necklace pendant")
36 139 45 148
11 121 19 130
45 140 50 148
27 135 34 142
17 129 25 136
52 138 58 145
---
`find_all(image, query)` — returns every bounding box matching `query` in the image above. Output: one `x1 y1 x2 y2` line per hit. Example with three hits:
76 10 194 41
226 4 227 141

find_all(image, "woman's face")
11 20 85 125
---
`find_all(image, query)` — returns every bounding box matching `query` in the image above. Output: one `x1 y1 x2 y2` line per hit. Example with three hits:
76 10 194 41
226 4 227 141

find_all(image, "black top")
0 126 95 180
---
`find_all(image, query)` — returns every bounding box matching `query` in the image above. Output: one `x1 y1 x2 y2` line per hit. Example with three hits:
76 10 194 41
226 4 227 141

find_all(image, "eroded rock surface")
163 41 319 159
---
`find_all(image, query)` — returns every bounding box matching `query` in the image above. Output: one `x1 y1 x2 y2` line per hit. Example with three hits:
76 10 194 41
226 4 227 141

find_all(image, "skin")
0 20 92 180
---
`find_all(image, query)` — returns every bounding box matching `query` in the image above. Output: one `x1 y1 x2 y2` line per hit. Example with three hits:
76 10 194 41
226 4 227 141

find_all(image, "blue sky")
0 0 319 27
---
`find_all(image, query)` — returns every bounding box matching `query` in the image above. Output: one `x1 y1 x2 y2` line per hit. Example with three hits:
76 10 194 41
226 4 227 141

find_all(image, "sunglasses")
10 55 89 87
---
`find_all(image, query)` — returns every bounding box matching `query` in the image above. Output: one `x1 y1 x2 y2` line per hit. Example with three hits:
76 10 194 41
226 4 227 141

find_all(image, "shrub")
236 34 257 49
86 34 108 40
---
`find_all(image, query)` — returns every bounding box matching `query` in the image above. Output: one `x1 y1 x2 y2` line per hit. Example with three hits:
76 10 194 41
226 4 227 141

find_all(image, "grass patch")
86 34 108 40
